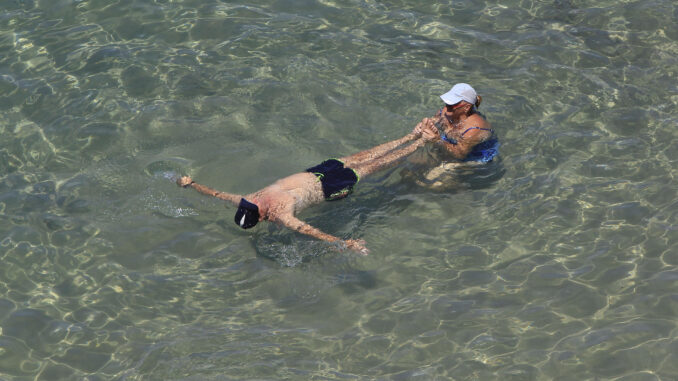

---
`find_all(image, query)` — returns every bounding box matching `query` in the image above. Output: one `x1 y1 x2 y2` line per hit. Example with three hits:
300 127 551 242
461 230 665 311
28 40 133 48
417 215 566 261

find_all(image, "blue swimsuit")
436 108 499 163
441 127 499 163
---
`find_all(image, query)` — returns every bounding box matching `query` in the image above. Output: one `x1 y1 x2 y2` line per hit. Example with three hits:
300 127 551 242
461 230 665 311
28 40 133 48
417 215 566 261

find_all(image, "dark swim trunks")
306 159 359 201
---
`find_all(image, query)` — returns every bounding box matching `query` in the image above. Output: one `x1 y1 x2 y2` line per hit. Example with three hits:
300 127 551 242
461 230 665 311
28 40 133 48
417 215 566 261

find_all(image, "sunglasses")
445 102 465 111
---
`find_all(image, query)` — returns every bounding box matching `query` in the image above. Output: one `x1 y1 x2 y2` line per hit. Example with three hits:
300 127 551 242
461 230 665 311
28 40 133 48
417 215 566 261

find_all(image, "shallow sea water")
1 0 678 379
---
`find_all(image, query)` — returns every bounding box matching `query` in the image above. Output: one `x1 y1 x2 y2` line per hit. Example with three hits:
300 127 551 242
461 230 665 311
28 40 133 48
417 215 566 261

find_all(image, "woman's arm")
423 118 490 160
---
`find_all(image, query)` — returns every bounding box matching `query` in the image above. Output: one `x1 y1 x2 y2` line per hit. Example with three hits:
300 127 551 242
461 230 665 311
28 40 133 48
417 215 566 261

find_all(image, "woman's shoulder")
466 113 490 128
460 116 492 138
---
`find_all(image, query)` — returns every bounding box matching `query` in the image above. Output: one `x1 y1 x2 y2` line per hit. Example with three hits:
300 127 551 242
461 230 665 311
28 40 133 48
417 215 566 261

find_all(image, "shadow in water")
252 225 342 267
400 155 506 193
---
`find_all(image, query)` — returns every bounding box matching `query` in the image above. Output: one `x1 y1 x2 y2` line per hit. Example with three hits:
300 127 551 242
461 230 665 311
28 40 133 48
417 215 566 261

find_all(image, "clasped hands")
412 117 440 142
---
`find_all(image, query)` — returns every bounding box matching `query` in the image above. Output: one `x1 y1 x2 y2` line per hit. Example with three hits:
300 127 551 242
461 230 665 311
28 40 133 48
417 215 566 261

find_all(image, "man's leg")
340 131 419 168
351 139 425 178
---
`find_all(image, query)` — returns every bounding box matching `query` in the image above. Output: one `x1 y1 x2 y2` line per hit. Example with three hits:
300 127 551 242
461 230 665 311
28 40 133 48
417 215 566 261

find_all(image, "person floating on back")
177 123 438 254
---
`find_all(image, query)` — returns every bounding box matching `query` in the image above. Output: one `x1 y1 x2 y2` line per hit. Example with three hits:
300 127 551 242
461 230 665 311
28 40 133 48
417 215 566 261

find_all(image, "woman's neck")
446 112 469 129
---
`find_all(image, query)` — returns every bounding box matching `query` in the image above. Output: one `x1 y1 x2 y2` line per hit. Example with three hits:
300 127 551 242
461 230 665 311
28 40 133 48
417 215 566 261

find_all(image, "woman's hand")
421 119 440 142
412 121 424 138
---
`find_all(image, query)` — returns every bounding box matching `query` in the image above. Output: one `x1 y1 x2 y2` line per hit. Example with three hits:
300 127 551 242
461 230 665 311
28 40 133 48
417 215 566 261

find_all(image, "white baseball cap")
440 83 477 105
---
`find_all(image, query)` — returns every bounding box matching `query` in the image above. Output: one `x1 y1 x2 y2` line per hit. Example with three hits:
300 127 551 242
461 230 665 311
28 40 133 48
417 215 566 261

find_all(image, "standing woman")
423 83 498 163
408 83 500 189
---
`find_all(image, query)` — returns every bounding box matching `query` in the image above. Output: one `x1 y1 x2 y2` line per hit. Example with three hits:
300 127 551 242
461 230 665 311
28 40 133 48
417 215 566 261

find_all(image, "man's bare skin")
177 123 437 254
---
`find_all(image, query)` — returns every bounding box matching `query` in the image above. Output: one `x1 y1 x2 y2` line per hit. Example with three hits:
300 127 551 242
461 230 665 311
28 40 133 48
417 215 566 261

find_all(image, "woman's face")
443 101 470 124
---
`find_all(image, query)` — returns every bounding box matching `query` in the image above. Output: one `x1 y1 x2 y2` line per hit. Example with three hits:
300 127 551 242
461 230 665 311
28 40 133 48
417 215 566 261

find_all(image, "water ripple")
0 0 677 379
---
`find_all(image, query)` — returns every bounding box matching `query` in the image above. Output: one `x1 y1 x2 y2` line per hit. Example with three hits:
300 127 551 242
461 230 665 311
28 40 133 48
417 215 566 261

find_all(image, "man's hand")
177 176 193 187
345 239 369 255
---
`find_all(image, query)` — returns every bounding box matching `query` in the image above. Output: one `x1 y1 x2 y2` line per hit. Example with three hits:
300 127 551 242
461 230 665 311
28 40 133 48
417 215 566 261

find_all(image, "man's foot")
345 239 369 255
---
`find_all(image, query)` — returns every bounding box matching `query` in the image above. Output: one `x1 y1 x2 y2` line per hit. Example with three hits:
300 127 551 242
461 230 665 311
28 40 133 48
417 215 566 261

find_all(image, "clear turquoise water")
1 0 677 379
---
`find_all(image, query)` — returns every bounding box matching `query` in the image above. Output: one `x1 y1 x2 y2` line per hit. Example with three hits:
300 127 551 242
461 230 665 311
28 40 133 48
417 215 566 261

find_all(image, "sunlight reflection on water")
0 0 677 379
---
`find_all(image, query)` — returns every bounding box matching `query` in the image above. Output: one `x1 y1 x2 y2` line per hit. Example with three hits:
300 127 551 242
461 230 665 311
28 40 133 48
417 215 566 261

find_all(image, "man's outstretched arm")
177 176 242 206
276 213 369 255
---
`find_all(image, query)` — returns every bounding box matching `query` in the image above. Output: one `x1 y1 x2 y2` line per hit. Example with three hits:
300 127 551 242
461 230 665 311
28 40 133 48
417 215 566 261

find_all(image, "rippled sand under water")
1 0 677 379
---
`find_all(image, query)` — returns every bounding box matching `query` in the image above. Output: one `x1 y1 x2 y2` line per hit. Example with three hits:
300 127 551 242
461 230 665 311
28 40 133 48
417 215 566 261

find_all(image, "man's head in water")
234 198 260 229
